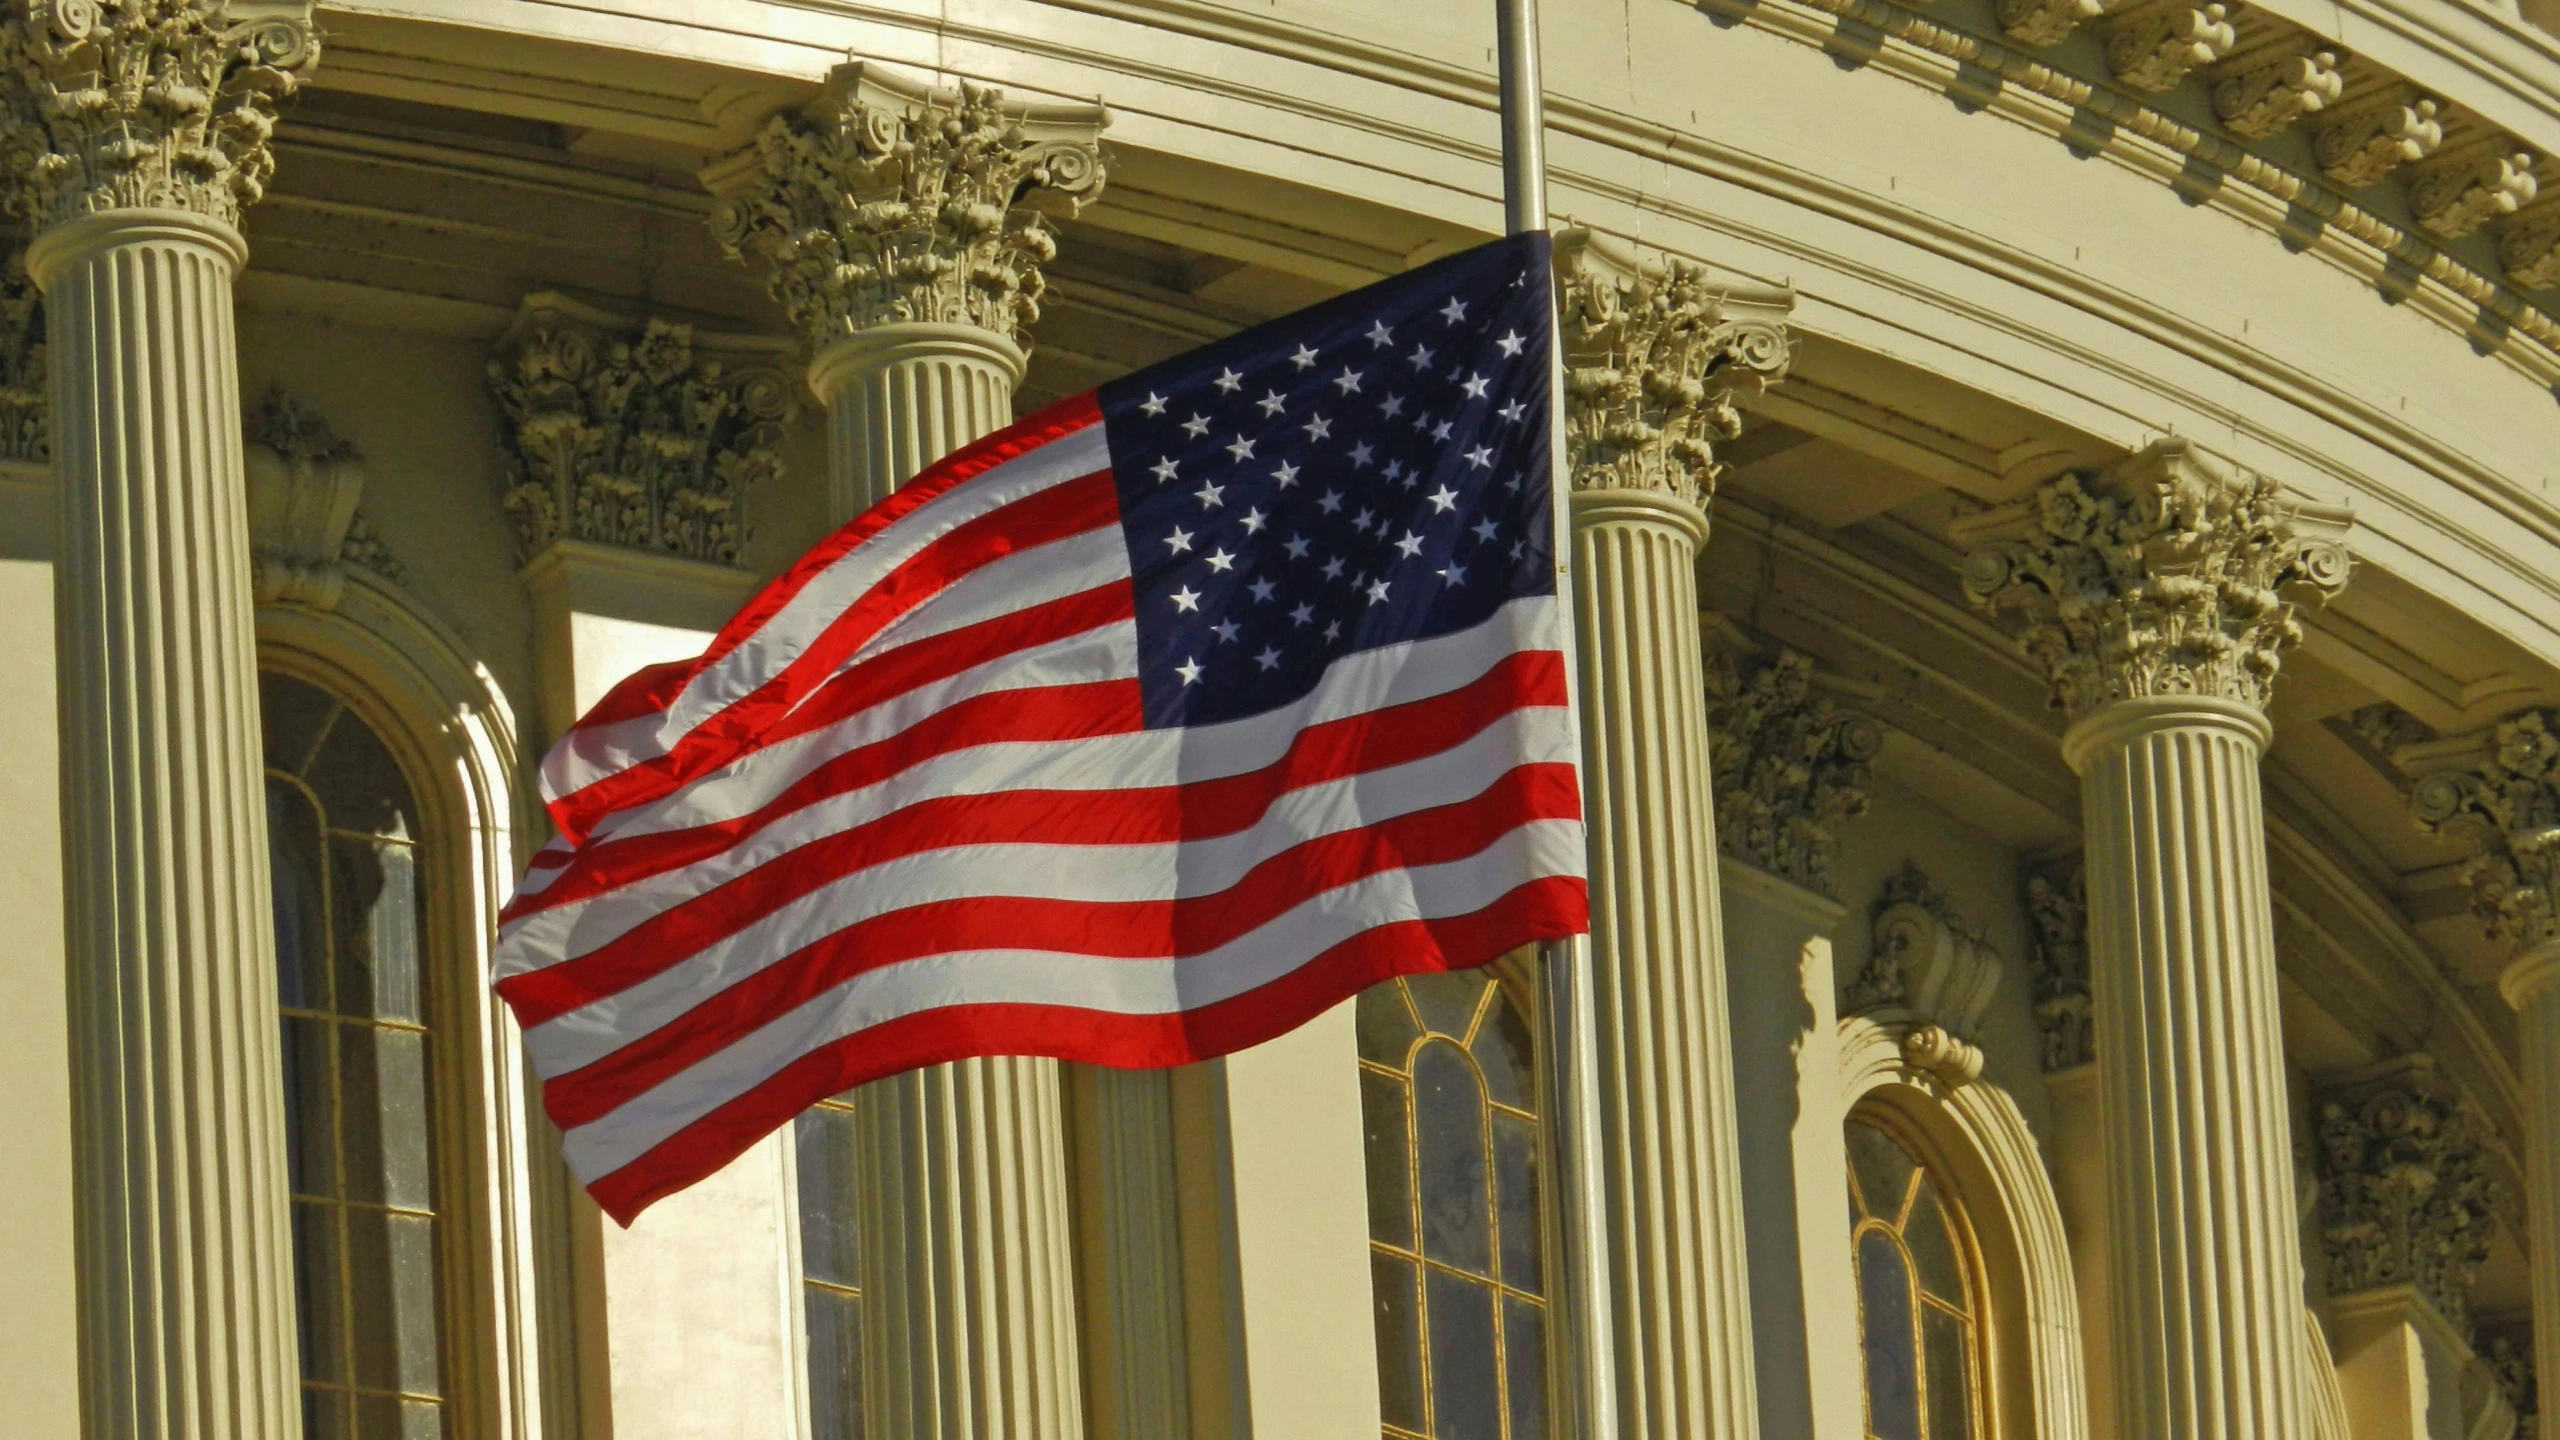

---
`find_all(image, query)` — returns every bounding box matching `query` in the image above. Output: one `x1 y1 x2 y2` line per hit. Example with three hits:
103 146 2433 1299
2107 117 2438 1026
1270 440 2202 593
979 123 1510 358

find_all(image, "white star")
1213 619 1241 644
1316 490 1344 515
1141 391 1169 415
1502 473 1525 493
1380 394 1405 418
1283 534 1312 560
1433 420 1455 442
1460 373 1491 400
1498 401 1527 424
1214 368 1244 394
1194 481 1226 509
1471 518 1500 543
1302 414 1333 441
1510 537 1527 559
1408 410 1433 432
1290 344 1320 371
1288 602 1315 626
1394 530 1425 558
1350 441 1375 468
1440 297 1469 323
1408 344 1435 370
1164 527 1195 554
1205 548 1238 573
1464 445 1494 470
1171 586 1202 613
1353 509 1376 532
1271 462 1301 489
1254 645 1282 671
1321 556 1347 580
1324 619 1344 641
1496 331 1525 357
1151 457 1181 483
1440 561 1469 585
1366 320 1394 348
1366 579 1392 605
1384 460 1407 483
1334 367 1365 395
1240 507 1269 534
1257 390 1287 417
1176 656 1203 685
1226 435 1257 462
1183 413 1212 438
1248 577 1277 602
1427 485 1461 513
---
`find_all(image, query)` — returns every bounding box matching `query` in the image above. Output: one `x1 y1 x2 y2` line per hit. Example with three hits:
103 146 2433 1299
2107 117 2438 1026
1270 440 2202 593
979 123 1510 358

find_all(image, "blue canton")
1098 233 1556 729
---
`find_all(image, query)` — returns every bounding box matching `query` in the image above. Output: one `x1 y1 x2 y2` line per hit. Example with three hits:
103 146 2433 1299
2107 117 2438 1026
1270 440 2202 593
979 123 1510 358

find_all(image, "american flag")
492 233 1588 1223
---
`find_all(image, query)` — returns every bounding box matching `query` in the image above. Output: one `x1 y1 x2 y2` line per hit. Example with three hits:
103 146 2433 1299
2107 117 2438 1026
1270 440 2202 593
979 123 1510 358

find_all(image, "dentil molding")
1703 647 1882 897
704 61 1109 351
1953 438 2354 720
0 0 317 231
2314 1054 2509 1332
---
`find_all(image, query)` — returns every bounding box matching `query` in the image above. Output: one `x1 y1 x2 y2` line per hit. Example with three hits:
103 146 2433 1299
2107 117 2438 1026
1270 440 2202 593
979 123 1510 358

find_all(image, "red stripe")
507 680 1145 925
498 652 1567 1024
582 873 1590 1225
529 763 1579 1124
548 464 1122 842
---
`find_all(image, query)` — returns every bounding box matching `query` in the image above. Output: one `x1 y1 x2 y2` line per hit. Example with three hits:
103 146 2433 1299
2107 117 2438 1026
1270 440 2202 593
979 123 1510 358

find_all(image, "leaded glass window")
1846 1116 1986 1440
796 1097 864 1440
262 671 448 1440
1357 969 1547 1440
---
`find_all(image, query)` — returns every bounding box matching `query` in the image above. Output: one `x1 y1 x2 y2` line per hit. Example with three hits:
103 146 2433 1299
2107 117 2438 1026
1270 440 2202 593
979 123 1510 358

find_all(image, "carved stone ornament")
2106 1 2237 94
2410 709 2560 949
1848 862 2004 1045
1552 228 1793 509
2501 214 2560 293
244 385 394 609
488 293 798 567
2024 862 2093 1071
2410 148 2540 240
2212 45 2346 141
2483 1328 2540 1435
1705 648 1882 896
0 0 317 230
0 260 43 461
1953 438 2353 721
1996 0 2103 48
707 62 1107 350
2315 1057 2507 1329
2313 96 2446 189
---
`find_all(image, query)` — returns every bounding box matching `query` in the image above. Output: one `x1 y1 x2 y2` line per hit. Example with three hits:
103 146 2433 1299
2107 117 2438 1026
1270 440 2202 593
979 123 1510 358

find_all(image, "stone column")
0 6 319 1436
1554 229 1791 1440
1959 440 2351 1440
711 64 1107 1440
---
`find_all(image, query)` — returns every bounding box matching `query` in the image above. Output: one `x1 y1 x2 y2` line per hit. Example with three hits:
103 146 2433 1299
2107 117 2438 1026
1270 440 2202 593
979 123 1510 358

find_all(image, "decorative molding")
2483 1325 2540 1437
2502 214 2560 293
0 0 317 230
2348 700 2437 755
2312 95 2447 189
1995 0 2102 48
0 263 44 462
487 292 797 567
2211 45 2345 142
1552 227 1793 507
244 386 391 610
2410 147 2541 241
2024 861 2093 1072
2411 708 2560 949
2315 1055 2507 1330
706 61 1108 350
1848 862 2004 1049
2104 1 2236 95
1952 438 2353 721
1703 648 1881 896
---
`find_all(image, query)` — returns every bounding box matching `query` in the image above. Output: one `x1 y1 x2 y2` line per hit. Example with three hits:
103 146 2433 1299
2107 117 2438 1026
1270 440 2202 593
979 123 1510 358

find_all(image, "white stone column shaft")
2066 697 2308 1440
2502 948 2560 1420
40 209 298 1440
1571 488 1761 1440
808 327 1023 519
1066 1067 1190 1440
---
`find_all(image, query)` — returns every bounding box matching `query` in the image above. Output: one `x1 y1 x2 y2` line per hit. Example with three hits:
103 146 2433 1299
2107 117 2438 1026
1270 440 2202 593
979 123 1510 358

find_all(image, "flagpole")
1498 4 1622 1440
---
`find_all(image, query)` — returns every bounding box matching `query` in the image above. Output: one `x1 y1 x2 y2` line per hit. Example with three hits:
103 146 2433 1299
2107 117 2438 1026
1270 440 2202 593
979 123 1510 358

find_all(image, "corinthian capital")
1552 228 1792 508
1953 439 2352 720
0 0 317 231
706 62 1107 350
2412 709 2560 950
1705 648 1881 895
2314 1056 2508 1329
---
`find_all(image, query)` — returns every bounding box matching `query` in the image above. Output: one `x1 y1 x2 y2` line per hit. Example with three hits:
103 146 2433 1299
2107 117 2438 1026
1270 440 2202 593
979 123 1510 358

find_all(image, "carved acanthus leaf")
2411 710 2560 949
2410 149 2540 240
2483 1328 2540 1432
488 296 797 567
244 385 366 609
2025 862 2093 1071
2501 214 2560 293
1954 439 2352 720
708 63 1107 348
2314 97 2445 189
2106 2 2237 94
1849 862 2004 1044
1995 0 2103 48
0 262 43 462
0 0 317 230
2212 46 2345 141
1705 649 1881 895
2315 1059 2506 1329
1553 229 1792 508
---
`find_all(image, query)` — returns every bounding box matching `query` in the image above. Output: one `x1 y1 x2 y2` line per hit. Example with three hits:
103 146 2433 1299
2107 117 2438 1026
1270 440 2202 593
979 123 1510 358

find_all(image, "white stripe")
559 817 1584 1177
517 708 1575 1073
542 423 1110 800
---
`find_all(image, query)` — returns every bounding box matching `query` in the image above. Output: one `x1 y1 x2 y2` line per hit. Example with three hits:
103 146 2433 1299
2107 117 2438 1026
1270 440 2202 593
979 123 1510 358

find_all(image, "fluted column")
711 63 1107 1440
1961 440 2351 1440
1556 229 1791 1440
2504 950 2560 1418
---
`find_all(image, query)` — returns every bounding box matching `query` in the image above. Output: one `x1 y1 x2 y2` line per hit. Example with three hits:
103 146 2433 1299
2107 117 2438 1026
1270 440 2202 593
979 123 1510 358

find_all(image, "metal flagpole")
1497 4 1623 1440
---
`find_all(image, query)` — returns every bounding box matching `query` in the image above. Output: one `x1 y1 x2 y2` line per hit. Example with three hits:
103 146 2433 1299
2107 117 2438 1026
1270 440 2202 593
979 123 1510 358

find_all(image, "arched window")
1357 968 1547 1440
262 669 450 1438
795 1094 865 1439
1847 1113 1989 1440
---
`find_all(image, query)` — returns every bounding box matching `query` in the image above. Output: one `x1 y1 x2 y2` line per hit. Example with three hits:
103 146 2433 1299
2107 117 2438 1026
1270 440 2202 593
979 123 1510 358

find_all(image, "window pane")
332 834 422 1024
281 1016 336 1199
1857 1229 1922 1440
1424 1267 1501 1440
796 1106 861 1289
1413 1041 1493 1278
346 1209 443 1396
261 672 339 776
304 698 418 840
1361 1066 1416 1253
268 781 328 1010
1923 1303 1976 1440
1502 1295 1547 1440
1471 985 1534 1111
1358 982 1421 1066
1491 1109 1540 1295
303 1389 352 1440
291 1201 343 1383
1403 971 1487 1041
1905 1178 1966 1309
401 1398 448 1440
1846 1119 1916 1226
806 1283 864 1440
1372 1251 1425 1435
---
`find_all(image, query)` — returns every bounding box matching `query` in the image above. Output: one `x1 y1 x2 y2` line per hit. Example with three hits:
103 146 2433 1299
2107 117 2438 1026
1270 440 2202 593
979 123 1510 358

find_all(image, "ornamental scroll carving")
1705 648 1881 896
2410 709 2560 950
0 262 43 461
2025 862 2093 1071
1552 228 1792 509
243 386 398 610
488 295 797 567
1953 439 2352 720
0 0 317 230
708 62 1107 349
2315 1058 2506 1329
1847 863 2003 1072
